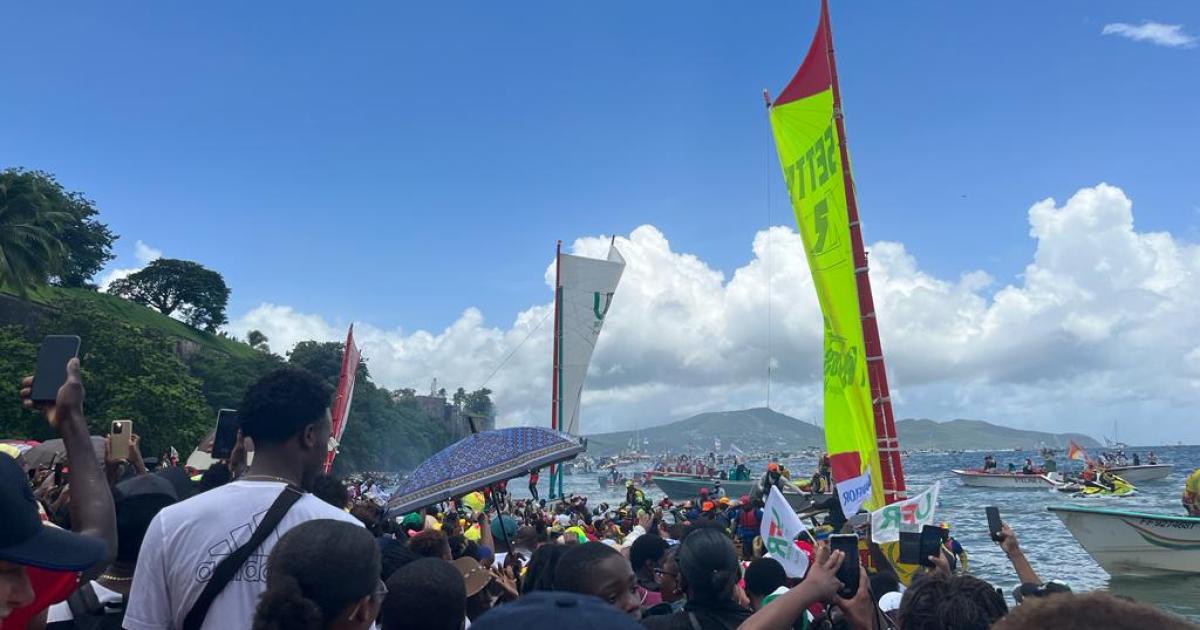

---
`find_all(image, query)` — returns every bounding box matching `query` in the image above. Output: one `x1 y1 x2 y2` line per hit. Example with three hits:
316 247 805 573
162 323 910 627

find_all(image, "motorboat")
1048 505 1200 576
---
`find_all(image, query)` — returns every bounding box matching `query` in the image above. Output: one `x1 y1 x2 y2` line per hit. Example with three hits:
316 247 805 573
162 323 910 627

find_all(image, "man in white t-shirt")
124 368 363 630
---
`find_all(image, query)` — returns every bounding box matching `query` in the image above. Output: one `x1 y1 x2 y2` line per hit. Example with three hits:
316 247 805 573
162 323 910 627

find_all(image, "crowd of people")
3 356 1199 629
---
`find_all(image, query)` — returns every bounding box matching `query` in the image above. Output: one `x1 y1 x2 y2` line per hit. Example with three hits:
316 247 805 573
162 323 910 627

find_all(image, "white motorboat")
1048 505 1200 576
951 469 1060 489
1100 464 1174 483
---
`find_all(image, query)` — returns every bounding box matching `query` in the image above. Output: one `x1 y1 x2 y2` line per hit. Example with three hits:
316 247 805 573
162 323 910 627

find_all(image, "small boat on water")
951 469 1060 489
1048 505 1200 576
650 473 821 512
1056 475 1137 497
1101 464 1174 483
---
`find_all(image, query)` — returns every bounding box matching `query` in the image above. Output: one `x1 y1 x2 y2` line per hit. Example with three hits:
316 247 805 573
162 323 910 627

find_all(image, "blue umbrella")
386 427 585 516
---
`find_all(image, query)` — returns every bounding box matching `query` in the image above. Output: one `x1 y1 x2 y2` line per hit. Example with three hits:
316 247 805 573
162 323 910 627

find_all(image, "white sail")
555 245 624 436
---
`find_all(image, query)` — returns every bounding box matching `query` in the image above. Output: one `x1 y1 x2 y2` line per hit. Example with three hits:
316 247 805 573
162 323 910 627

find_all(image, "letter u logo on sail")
593 292 614 320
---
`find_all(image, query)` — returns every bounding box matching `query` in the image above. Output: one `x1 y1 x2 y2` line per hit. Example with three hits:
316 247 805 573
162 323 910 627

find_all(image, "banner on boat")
870 482 939 544
768 0 884 509
837 467 872 517
761 486 810 578
555 245 625 436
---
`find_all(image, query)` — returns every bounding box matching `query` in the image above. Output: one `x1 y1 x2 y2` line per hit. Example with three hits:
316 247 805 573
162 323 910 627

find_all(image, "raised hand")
804 543 845 602
832 568 876 630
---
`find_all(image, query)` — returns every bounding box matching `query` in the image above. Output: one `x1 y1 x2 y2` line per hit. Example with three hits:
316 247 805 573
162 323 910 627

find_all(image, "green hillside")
895 418 1101 450
585 408 1102 456
586 407 823 456
1 285 256 360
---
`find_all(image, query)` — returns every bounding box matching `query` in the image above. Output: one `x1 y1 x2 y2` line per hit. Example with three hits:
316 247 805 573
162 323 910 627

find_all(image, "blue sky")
4 2 1199 439
4 1 1196 330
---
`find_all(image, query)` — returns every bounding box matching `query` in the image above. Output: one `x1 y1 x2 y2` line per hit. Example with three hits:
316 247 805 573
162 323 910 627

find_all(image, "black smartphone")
30 335 81 403
898 531 922 565
830 534 860 598
211 409 239 460
53 462 65 486
919 525 944 568
986 506 1003 542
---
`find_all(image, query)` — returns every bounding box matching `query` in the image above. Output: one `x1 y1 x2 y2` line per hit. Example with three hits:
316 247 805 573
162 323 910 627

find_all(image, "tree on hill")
465 387 493 417
247 330 270 352
0 169 117 292
109 258 230 332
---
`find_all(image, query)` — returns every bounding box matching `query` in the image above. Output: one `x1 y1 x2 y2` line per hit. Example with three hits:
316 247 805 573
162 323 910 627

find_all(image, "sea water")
512 444 1200 621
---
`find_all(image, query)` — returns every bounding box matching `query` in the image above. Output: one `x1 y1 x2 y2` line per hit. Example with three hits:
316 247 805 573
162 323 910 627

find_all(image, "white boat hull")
951 469 1058 489
1048 505 1200 576
1101 464 1174 483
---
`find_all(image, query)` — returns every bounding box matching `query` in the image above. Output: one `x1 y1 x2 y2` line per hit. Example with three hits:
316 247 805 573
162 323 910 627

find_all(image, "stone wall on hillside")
0 293 54 331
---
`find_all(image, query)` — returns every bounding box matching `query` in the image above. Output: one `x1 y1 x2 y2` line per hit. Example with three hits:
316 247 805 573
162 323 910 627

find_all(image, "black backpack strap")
65 582 104 630
182 485 303 630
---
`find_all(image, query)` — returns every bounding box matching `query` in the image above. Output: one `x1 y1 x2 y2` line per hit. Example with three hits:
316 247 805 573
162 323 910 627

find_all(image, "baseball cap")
0 454 107 571
470 591 643 630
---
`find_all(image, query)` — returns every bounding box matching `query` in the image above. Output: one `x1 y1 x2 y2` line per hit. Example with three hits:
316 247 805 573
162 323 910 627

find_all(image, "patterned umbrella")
386 427 585 516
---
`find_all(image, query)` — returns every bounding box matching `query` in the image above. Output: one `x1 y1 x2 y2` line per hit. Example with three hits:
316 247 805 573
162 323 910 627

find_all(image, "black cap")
0 454 108 571
470 591 643 630
114 473 179 505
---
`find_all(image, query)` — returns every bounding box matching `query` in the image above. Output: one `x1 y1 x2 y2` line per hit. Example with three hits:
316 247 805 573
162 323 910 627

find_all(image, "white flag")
836 467 872 518
870 482 941 544
760 486 810 578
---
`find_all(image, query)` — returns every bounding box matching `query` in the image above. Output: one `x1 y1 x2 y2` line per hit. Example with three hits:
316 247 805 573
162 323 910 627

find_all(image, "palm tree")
0 171 70 297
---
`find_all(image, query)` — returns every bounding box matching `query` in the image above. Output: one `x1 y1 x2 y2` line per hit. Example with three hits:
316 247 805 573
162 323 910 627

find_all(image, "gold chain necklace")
99 574 133 582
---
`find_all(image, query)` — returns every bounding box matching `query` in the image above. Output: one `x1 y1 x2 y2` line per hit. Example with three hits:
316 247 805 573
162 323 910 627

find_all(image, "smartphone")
830 534 860 598
919 525 944 568
211 409 240 460
53 462 65 486
898 531 922 565
986 506 1003 542
110 420 133 460
30 336 81 403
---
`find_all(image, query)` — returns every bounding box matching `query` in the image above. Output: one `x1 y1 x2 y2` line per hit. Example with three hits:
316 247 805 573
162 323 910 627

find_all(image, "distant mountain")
585 407 822 456
895 418 1101 451
585 409 1100 455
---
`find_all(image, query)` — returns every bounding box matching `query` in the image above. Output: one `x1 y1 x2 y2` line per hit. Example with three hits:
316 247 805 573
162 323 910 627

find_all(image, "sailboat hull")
1049 505 1200 576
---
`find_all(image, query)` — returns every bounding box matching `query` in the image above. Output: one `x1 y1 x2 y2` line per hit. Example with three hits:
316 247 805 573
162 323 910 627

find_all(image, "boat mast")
549 240 563 498
821 0 907 503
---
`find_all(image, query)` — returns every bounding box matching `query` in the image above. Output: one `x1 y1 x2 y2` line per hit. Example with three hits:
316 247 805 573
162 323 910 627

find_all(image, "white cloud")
228 184 1200 444
1102 22 1197 48
98 240 163 291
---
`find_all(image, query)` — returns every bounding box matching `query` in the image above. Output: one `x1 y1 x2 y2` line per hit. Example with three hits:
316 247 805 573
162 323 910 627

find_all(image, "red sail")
323 324 360 473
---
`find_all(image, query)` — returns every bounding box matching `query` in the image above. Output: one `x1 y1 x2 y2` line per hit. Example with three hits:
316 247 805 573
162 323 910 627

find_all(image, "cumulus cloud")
228 184 1200 443
1102 22 1197 48
98 240 163 291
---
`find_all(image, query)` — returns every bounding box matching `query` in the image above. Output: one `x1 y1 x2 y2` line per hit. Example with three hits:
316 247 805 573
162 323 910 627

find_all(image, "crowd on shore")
3 357 1199 629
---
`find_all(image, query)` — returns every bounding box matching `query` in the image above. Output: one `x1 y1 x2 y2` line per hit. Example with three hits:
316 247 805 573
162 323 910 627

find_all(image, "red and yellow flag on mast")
768 0 905 508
